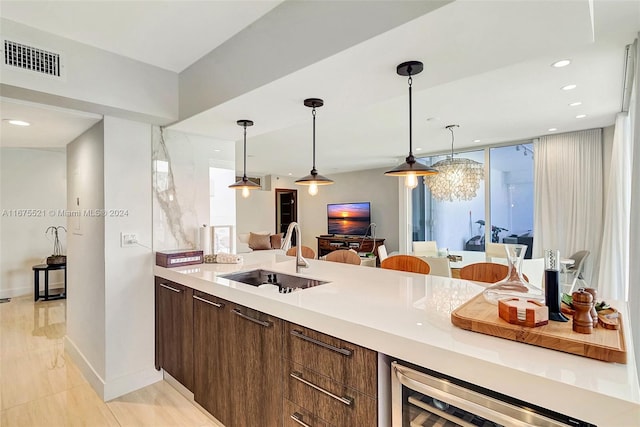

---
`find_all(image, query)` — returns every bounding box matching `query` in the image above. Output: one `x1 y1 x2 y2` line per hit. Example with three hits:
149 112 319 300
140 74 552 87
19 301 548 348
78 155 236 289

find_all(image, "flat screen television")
327 202 371 236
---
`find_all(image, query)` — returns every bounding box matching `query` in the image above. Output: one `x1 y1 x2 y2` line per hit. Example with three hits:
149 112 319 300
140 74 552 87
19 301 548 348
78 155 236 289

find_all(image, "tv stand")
316 235 385 265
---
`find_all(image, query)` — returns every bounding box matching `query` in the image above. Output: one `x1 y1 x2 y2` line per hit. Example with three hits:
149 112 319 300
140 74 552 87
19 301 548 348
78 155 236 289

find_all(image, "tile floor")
0 295 217 426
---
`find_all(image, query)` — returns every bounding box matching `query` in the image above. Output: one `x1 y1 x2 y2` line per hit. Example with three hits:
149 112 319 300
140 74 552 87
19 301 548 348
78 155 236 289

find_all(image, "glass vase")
483 244 544 304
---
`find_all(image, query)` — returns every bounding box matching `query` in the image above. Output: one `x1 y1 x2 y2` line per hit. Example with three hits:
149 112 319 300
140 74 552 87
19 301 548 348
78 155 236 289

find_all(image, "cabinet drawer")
284 360 376 427
284 322 377 397
284 399 331 427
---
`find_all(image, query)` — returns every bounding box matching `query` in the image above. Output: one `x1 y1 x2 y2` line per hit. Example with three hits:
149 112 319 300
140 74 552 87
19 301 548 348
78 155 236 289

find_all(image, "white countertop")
154 251 640 426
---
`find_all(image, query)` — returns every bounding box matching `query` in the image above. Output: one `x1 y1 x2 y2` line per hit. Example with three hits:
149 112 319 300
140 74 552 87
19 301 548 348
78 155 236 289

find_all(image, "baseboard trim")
104 366 163 401
64 335 106 400
0 286 31 299
65 335 163 401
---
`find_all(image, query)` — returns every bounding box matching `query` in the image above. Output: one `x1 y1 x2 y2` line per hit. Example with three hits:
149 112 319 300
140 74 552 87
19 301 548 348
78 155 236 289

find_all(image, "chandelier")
424 125 484 202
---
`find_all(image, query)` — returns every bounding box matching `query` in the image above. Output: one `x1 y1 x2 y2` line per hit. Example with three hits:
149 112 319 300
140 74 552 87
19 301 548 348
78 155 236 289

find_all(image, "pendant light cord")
408 76 413 157
446 124 459 160
312 106 317 171
242 123 248 179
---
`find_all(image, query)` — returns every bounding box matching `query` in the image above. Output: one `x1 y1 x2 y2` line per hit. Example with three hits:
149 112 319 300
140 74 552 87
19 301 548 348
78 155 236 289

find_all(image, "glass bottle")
544 249 569 322
483 244 544 304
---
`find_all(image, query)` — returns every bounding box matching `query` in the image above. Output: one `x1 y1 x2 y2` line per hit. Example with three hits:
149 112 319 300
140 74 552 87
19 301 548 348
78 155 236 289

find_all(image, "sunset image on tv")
327 202 370 235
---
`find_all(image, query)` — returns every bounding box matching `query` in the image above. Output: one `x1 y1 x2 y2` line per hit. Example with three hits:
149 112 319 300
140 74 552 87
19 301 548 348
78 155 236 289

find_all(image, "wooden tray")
451 293 626 363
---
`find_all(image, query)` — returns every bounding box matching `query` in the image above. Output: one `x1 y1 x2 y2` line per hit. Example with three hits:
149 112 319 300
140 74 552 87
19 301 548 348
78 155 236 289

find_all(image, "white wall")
235 175 296 236
102 117 159 399
0 148 67 298
66 117 161 401
65 121 107 384
1 18 178 124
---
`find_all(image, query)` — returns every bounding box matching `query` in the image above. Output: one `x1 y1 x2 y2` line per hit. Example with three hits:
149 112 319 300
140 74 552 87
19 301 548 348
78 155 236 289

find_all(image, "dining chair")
485 242 507 261
459 262 529 283
324 249 361 265
377 244 389 262
565 250 590 293
286 246 316 259
381 255 430 274
412 241 438 255
423 257 452 278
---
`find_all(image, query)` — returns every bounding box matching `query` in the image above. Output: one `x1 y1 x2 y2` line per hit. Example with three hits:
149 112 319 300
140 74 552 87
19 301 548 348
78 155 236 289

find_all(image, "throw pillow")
270 233 283 249
248 232 271 250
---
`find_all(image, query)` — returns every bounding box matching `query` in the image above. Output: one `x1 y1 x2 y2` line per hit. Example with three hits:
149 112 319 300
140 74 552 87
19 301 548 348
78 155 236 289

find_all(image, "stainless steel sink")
220 269 328 293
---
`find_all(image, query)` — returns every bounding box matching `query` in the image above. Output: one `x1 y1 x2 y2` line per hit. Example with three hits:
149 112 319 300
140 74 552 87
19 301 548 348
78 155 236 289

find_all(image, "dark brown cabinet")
154 277 194 391
192 291 230 424
191 289 283 427
283 322 378 426
226 304 283 427
155 276 378 426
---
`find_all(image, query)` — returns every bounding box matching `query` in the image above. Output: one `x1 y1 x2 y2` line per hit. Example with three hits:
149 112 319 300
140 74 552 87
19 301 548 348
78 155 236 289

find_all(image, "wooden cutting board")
451 293 626 363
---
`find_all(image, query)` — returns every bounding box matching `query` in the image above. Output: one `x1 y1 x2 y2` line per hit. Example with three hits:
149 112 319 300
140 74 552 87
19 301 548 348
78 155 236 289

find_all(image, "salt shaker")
572 289 593 334
583 287 599 327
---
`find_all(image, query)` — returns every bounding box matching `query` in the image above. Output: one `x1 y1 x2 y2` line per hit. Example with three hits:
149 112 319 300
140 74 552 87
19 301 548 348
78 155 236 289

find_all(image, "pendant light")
385 61 438 188
296 98 333 196
424 124 484 201
229 119 260 198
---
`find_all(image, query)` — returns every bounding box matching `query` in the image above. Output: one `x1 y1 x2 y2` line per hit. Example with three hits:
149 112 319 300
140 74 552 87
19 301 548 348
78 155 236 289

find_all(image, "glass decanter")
483 243 544 304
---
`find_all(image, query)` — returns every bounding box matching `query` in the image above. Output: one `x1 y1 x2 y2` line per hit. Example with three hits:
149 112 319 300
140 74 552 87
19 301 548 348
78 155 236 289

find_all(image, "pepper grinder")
583 287 599 327
572 289 593 334
544 249 569 322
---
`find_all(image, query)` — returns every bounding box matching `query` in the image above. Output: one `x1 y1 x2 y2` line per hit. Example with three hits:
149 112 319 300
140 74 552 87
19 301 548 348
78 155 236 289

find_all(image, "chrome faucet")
281 222 309 273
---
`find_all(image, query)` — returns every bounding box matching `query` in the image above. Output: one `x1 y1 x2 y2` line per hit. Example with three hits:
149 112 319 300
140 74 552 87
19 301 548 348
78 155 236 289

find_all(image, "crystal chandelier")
424 125 484 202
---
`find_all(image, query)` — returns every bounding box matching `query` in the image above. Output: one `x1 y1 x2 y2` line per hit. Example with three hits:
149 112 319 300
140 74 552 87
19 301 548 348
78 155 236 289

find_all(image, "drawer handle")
159 283 182 293
290 371 353 407
192 295 224 308
291 329 352 357
290 412 311 427
232 308 272 327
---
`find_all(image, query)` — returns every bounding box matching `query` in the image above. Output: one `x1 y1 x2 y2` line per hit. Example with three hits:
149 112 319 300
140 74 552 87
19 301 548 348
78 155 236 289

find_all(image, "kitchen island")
154 251 639 426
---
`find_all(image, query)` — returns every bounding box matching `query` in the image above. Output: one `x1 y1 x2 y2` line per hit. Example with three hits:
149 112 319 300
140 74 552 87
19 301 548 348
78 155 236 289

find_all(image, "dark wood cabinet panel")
284 322 378 398
284 360 377 427
192 291 230 425
284 398 332 427
227 304 283 427
155 277 193 391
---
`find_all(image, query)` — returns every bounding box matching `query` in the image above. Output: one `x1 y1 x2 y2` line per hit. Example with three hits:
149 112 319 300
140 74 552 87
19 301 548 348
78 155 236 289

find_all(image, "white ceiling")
1 0 638 176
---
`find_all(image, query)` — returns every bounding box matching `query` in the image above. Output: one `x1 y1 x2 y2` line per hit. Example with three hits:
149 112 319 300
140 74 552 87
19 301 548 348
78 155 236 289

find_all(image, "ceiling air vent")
3 39 61 77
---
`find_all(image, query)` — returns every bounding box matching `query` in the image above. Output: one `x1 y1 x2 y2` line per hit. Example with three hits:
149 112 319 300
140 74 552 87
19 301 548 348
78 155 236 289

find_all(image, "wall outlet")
121 233 138 247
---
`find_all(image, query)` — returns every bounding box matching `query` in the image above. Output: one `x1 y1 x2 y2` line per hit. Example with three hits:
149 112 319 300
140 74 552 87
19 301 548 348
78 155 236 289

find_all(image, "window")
411 143 534 254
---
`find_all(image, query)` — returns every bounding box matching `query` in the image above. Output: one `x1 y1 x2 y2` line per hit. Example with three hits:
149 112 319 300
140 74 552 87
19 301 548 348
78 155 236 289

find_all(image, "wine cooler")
391 361 596 427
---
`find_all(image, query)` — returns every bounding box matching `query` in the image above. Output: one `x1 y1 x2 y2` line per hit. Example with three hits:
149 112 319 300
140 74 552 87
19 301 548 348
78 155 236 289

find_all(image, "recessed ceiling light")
288 172 292 176
5 119 30 126
561 84 577 91
576 114 587 119
548 128 558 132
552 59 571 68
569 101 582 107
473 139 481 143
416 147 422 151
214 149 221 152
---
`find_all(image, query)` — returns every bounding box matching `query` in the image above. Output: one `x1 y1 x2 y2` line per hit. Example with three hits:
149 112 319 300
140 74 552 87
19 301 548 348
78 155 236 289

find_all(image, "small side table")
33 263 67 301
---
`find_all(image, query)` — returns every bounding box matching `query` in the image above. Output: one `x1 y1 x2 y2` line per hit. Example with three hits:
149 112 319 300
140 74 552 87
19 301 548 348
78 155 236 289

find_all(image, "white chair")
377 244 388 262
424 257 452 278
412 241 438 256
485 242 507 261
521 258 544 288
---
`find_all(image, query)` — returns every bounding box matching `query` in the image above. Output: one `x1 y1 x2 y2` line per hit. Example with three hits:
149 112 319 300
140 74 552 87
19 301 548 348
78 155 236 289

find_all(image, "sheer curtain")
533 129 603 285
598 113 631 301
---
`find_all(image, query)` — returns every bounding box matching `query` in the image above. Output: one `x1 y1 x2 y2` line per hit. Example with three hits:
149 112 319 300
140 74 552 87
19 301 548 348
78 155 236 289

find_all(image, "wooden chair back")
381 255 430 274
459 262 529 283
286 246 316 259
324 249 361 265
